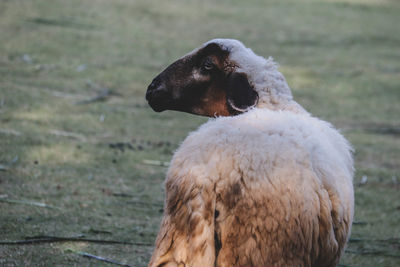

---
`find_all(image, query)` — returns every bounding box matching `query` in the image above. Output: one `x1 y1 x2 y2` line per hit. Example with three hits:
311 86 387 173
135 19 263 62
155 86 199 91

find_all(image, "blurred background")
0 0 399 266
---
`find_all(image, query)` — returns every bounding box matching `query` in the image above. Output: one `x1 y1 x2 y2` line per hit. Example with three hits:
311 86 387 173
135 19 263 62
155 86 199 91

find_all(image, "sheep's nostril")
146 85 156 101
148 78 161 91
145 86 170 112
146 81 169 103
146 78 164 100
149 81 157 90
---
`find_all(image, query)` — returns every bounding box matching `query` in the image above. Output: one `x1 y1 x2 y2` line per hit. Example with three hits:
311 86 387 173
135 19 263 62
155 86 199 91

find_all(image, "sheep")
145 39 354 267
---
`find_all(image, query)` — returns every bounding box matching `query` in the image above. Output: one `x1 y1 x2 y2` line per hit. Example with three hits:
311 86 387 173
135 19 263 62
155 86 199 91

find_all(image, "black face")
145 42 258 117
146 57 214 113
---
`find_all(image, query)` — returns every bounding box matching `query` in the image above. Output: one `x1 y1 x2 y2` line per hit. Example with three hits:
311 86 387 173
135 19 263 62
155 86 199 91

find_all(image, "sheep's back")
167 108 354 267
172 108 353 188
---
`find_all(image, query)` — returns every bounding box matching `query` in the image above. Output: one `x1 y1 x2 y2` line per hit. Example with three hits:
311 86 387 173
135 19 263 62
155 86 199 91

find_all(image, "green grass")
0 0 399 266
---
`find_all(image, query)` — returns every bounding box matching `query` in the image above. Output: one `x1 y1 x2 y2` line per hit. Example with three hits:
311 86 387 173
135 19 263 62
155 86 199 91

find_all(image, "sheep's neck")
257 97 308 115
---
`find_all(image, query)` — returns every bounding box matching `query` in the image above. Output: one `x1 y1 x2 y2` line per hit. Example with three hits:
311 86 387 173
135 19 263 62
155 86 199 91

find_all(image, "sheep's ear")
226 72 258 114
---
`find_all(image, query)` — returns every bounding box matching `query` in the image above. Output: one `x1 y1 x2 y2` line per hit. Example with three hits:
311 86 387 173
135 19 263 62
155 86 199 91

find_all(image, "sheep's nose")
146 79 160 100
146 79 170 112
146 78 168 102
148 79 160 91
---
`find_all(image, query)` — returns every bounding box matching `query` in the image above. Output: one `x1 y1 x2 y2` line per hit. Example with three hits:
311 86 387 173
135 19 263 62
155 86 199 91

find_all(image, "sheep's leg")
149 179 216 267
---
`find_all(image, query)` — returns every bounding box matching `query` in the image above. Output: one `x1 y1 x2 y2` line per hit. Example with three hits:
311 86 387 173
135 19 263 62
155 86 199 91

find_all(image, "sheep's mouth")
147 96 195 114
147 93 178 112
147 98 169 112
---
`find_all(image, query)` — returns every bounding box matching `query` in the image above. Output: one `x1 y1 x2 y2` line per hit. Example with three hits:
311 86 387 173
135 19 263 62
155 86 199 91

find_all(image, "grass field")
0 0 399 266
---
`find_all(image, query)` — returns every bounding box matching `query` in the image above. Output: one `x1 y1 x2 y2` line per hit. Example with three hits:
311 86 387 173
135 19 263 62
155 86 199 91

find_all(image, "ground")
0 0 399 266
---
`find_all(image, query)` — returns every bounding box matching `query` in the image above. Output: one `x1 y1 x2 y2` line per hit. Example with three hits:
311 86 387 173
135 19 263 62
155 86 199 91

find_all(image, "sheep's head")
146 39 293 117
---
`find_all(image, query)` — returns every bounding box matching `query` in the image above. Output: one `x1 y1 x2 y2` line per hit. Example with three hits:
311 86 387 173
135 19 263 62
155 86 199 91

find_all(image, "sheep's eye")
201 59 214 71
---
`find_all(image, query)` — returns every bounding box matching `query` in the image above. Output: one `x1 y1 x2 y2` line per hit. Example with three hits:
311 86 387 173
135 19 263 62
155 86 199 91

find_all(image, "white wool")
171 108 354 211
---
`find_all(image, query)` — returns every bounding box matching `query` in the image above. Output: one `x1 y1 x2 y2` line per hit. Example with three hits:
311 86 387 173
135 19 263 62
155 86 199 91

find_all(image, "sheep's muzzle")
146 78 171 112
